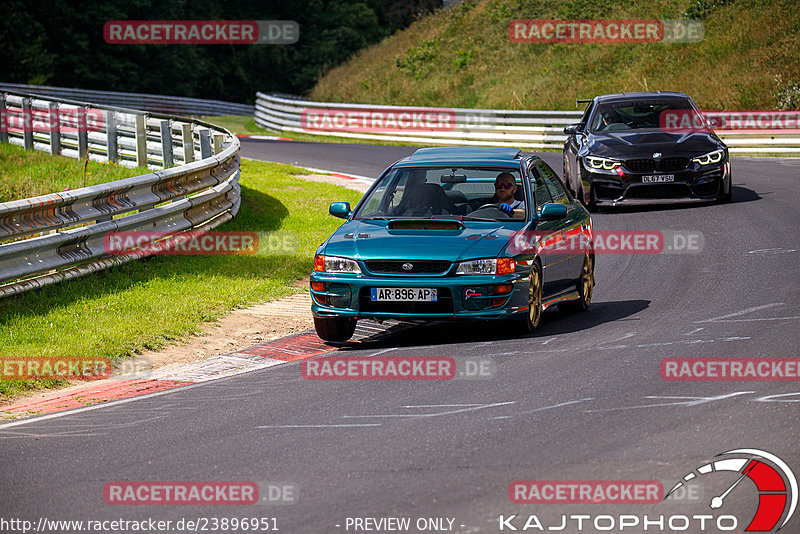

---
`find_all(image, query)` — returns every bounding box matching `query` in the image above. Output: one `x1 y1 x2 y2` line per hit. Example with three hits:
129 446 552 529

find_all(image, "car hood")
585 130 721 158
320 219 522 262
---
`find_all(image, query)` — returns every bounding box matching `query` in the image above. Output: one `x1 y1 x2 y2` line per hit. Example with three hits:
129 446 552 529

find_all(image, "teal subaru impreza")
310 147 595 342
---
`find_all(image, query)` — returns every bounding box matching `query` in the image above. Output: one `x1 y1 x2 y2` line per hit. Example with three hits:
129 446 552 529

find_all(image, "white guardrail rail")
0 82 254 117
255 92 800 155
0 90 241 298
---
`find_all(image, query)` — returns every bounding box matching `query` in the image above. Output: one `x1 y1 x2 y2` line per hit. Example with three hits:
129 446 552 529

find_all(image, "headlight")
692 149 725 165
585 156 621 170
313 255 362 274
456 258 515 275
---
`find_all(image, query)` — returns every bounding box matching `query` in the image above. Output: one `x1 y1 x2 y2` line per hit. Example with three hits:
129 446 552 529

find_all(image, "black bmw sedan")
562 91 732 209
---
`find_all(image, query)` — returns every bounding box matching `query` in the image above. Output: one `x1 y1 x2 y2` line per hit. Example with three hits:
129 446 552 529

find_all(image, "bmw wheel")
719 173 733 203
563 156 574 196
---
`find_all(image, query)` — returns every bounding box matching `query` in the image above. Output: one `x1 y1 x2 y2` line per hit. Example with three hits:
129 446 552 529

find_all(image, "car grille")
594 183 625 201
364 260 451 275
624 157 689 172
359 288 454 314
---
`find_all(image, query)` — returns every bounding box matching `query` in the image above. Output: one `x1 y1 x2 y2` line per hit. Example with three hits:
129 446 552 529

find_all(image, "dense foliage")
0 0 440 103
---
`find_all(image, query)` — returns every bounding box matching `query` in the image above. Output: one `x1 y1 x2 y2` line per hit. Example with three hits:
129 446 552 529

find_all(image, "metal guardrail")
0 90 241 298
0 82 253 117
255 93 800 155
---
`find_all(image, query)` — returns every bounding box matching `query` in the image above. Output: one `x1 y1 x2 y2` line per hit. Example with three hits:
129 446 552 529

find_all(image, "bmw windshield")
589 97 701 132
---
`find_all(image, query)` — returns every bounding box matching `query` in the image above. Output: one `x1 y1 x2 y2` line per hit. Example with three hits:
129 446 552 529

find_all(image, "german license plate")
370 288 438 302
641 174 675 183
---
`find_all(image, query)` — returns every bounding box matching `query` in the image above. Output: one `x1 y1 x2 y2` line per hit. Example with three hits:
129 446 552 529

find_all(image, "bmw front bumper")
581 160 730 205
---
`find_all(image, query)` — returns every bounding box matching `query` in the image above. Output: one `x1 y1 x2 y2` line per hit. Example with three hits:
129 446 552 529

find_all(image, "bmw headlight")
456 258 515 275
584 156 622 170
692 149 725 165
314 255 362 274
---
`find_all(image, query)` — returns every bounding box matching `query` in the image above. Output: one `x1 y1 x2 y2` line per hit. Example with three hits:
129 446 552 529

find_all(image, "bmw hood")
319 219 519 263
585 130 723 158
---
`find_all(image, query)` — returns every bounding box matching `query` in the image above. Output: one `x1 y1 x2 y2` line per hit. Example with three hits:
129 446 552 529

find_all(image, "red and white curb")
298 166 375 189
0 332 335 422
0 315 416 424
237 134 295 141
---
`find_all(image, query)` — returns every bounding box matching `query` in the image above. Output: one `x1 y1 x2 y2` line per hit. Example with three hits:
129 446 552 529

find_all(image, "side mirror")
539 203 568 221
563 123 582 135
329 202 351 219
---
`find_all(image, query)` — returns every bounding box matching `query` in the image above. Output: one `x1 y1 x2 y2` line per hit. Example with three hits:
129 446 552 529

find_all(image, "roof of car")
592 91 691 103
394 146 522 167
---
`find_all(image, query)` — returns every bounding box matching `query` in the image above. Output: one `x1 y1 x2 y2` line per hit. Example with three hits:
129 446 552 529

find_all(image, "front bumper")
581 160 729 205
310 271 532 320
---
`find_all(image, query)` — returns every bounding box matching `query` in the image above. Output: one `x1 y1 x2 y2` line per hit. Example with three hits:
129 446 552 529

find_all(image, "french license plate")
370 288 438 302
641 174 675 183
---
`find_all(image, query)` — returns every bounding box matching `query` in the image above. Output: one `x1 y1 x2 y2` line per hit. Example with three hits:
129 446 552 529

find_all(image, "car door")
526 161 563 299
534 160 587 295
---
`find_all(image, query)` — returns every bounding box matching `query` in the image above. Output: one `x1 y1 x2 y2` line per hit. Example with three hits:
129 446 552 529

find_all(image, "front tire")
718 174 733 203
518 261 543 333
314 316 357 342
559 253 594 313
563 156 575 196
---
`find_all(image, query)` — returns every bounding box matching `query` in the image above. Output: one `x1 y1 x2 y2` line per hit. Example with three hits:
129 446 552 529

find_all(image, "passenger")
393 169 456 216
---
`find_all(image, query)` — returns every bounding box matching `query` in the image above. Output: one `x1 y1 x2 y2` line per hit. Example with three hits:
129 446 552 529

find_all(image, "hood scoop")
388 219 463 231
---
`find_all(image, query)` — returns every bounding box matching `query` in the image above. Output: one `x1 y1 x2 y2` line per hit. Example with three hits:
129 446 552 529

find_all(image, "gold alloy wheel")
581 253 594 305
528 264 543 327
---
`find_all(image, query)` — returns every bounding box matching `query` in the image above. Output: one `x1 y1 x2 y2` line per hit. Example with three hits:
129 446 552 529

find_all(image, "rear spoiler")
576 98 593 107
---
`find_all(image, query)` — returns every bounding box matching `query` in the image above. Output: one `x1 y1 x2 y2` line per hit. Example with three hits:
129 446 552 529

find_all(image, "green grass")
0 150 363 401
309 0 800 111
0 143 144 202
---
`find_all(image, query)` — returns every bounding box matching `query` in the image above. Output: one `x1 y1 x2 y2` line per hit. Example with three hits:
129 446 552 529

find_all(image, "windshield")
589 97 697 132
354 166 526 221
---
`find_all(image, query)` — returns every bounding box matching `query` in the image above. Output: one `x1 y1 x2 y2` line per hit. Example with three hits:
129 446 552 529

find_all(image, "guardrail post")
181 123 194 163
212 133 224 155
106 110 118 163
135 114 147 167
77 106 89 159
199 129 212 159
48 102 60 155
0 94 7 143
160 120 174 167
22 97 33 150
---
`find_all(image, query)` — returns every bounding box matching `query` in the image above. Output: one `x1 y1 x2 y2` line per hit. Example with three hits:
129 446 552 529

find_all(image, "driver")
599 109 624 130
492 173 525 219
